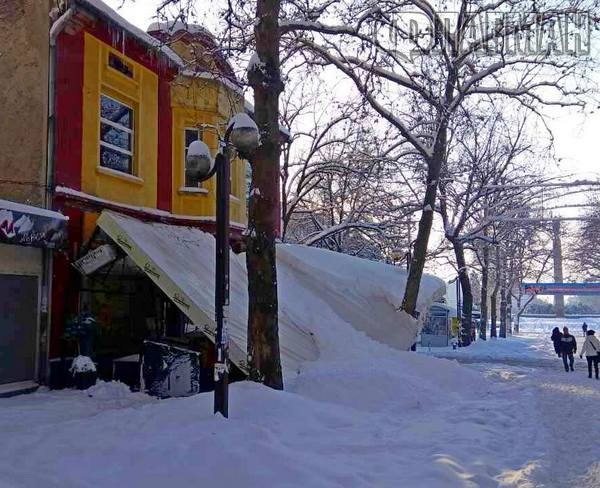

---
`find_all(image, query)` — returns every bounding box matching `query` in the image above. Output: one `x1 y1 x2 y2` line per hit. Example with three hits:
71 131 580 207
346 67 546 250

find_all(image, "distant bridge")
520 314 600 318
521 282 600 296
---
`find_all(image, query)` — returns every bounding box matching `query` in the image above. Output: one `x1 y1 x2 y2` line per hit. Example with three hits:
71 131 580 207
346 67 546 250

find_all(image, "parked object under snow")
141 341 201 398
70 355 97 390
70 356 96 374
97 211 444 375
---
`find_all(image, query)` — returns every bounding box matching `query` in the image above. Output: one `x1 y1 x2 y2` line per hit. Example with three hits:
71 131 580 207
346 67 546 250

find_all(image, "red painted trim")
54 191 246 239
49 207 84 359
157 78 172 211
84 20 178 78
54 30 85 190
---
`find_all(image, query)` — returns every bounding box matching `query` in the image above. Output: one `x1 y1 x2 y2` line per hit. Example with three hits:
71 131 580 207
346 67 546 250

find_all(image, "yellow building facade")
62 24 247 245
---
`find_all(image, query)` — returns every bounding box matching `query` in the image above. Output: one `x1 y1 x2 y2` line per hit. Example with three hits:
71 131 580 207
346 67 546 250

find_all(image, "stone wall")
0 0 52 207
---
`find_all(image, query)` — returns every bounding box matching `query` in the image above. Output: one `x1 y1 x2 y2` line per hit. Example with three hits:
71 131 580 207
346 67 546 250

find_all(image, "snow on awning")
97 210 445 375
0 199 68 249
276 244 446 354
96 211 319 374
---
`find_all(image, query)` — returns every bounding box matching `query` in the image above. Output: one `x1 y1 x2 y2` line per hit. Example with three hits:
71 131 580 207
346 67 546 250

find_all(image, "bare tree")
438 106 544 344
153 0 286 388
280 81 422 260
279 0 596 323
147 0 597 356
508 227 554 332
571 197 600 280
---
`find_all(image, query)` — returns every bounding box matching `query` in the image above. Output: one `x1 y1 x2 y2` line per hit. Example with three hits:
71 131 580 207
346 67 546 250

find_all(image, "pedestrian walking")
582 322 588 337
560 326 577 372
579 329 600 379
551 327 562 358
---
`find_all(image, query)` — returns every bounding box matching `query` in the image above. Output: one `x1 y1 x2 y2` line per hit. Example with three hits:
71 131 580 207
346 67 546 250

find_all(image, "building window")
108 53 134 78
184 127 204 188
100 94 134 174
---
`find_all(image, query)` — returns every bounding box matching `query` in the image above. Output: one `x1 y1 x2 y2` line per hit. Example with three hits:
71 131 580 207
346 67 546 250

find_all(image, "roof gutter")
37 5 76 386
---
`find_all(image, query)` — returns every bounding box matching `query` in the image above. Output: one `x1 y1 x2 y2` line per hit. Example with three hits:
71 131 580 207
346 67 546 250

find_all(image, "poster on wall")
0 199 68 249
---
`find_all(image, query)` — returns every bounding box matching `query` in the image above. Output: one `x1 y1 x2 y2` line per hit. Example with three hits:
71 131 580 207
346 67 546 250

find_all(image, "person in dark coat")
582 322 588 337
560 326 577 372
551 327 562 357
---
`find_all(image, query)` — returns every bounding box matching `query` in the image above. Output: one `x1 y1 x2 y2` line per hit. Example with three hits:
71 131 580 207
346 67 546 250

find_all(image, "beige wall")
0 243 42 275
0 0 51 207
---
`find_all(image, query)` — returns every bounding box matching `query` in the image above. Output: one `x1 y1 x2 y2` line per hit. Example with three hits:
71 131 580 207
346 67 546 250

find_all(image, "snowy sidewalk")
0 357 542 487
1 318 598 487
424 317 600 487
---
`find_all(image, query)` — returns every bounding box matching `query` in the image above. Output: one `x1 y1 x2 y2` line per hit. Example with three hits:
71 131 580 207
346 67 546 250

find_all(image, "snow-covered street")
426 317 600 487
1 317 599 488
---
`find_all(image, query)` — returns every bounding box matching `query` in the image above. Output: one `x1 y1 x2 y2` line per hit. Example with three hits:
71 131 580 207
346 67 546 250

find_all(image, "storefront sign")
73 244 118 275
0 200 67 249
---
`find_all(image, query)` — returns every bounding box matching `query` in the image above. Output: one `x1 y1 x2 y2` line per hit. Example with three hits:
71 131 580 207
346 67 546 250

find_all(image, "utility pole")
552 220 565 318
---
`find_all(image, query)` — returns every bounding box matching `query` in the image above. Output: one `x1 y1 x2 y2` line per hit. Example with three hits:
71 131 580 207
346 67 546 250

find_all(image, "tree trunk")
499 256 507 338
490 292 498 338
453 239 473 346
500 288 508 338
515 293 521 334
401 129 447 320
552 220 565 317
401 61 457 324
506 285 512 336
480 244 489 341
490 246 501 338
246 0 284 390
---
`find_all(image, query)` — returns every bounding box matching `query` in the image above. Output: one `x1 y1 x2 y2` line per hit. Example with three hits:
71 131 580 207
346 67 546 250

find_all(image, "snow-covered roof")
0 199 68 221
146 21 213 39
97 211 319 373
72 0 183 67
180 69 244 96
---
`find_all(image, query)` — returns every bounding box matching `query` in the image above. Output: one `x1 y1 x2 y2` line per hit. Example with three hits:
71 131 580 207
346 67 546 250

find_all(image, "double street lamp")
186 113 259 418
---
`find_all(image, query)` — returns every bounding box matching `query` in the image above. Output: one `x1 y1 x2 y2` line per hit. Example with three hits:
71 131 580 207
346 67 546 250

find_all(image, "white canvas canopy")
97 211 444 374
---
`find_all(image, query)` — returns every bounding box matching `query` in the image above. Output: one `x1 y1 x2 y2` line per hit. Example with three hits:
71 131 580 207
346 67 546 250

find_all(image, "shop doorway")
0 274 38 385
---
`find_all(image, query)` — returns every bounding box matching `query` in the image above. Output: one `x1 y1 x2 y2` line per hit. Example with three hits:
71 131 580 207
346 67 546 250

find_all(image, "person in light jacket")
579 329 600 379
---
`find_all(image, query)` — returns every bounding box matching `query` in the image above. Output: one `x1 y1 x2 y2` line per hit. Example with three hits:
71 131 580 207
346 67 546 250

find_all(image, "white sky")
105 0 600 190
104 0 600 282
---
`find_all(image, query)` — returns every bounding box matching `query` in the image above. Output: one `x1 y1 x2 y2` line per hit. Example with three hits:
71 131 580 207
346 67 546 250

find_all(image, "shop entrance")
0 274 38 385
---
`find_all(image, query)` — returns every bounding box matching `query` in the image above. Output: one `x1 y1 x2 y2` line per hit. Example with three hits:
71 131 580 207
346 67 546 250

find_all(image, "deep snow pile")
1 353 513 488
0 316 544 488
2 318 596 487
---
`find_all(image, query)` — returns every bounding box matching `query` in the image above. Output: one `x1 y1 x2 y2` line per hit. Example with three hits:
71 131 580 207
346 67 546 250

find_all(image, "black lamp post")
186 114 259 418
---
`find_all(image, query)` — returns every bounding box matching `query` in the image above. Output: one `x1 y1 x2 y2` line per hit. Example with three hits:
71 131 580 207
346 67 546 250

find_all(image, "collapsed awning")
96 211 319 374
97 210 445 376
0 199 68 249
